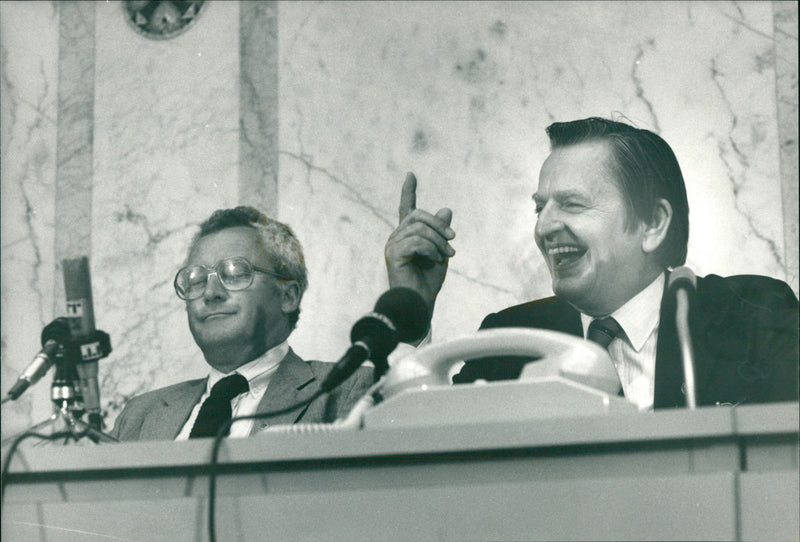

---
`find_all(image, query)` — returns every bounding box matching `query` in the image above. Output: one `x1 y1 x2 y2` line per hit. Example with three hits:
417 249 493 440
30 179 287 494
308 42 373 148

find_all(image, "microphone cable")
0 413 121 508
205 388 325 542
1 428 89 509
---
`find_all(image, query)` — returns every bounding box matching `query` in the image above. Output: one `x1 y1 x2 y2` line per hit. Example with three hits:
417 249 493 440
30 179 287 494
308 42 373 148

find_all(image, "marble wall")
1 1 797 438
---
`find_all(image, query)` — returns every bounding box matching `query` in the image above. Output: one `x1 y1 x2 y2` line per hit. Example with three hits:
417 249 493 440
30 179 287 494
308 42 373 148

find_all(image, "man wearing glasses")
111 206 374 441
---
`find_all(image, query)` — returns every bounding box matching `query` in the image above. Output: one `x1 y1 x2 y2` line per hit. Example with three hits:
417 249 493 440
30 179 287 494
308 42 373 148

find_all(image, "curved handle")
380 328 618 399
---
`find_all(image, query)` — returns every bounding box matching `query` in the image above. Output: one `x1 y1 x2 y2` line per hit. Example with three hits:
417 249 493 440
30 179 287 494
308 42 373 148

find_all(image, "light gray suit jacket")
111 349 374 441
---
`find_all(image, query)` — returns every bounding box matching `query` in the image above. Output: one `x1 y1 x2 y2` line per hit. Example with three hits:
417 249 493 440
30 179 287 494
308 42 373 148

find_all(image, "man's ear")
642 198 673 254
279 280 301 315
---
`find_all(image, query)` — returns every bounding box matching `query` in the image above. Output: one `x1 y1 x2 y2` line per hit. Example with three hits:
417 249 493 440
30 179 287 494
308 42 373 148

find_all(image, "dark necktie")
587 317 624 395
587 317 622 350
189 373 249 439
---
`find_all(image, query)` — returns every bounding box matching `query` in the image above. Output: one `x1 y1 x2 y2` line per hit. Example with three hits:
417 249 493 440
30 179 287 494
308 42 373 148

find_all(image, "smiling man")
112 207 373 441
385 117 798 410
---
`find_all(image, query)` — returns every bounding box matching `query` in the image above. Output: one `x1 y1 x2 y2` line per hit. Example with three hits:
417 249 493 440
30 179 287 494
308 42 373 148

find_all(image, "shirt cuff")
387 327 432 366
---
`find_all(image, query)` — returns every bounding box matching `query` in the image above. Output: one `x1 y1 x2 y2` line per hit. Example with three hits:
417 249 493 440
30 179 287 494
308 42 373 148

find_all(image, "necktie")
189 373 249 439
587 317 624 395
587 317 622 350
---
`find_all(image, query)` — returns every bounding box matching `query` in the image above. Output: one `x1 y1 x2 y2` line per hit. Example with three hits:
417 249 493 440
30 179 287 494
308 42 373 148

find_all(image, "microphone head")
372 287 431 344
62 256 95 337
41 317 71 347
349 288 431 360
350 315 399 359
668 266 697 290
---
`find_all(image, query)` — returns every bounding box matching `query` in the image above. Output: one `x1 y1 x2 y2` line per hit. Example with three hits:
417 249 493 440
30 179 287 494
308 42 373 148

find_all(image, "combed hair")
545 117 689 267
189 206 308 328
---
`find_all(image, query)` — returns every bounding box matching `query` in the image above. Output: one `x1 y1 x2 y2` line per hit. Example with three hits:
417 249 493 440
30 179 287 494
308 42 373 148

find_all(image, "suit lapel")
552 300 583 336
140 379 207 440
518 296 583 336
687 276 736 403
251 349 318 432
654 280 683 408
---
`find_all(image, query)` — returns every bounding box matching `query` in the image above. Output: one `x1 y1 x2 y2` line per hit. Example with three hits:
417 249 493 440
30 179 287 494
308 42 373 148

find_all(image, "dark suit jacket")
453 274 799 409
111 349 374 441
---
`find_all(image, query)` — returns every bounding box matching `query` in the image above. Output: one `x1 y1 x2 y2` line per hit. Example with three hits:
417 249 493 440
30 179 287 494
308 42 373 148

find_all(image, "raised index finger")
398 172 417 224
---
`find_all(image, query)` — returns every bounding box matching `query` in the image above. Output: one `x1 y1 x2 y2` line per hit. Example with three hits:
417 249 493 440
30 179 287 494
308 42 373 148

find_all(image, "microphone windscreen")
63 256 95 337
668 266 697 290
350 316 397 359
41 317 71 346
373 287 430 343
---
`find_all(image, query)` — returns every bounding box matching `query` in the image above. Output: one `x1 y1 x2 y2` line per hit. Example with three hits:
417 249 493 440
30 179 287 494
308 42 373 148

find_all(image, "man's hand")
385 172 455 315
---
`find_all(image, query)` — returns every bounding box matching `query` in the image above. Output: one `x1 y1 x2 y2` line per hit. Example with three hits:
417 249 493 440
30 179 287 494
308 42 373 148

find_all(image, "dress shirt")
580 273 664 411
175 341 289 440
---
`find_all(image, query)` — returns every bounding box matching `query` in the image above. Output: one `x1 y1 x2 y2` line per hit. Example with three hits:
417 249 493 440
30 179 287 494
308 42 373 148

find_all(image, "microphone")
668 266 697 409
63 257 111 430
668 266 697 293
322 288 430 393
5 318 72 400
50 321 80 407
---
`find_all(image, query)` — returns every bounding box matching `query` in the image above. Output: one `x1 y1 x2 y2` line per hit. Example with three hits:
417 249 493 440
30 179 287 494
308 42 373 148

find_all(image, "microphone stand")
57 402 118 444
1 352 118 447
675 288 697 410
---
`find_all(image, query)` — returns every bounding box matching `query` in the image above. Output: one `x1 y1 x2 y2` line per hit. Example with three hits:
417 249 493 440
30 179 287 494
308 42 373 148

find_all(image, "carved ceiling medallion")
123 1 206 40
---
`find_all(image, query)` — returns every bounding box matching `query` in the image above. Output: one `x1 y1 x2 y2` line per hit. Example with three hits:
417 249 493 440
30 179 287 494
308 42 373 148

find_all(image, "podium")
2 402 798 541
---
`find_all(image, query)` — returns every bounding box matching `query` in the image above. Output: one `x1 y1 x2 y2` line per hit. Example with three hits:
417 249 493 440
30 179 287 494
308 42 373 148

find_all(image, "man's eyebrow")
532 189 586 202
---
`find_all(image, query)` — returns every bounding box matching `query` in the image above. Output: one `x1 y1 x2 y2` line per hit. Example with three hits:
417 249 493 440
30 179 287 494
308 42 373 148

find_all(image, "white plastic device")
258 328 630 435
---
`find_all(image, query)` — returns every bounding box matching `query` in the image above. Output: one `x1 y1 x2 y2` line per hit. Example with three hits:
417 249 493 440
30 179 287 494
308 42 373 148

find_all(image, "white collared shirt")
580 273 665 411
175 341 289 440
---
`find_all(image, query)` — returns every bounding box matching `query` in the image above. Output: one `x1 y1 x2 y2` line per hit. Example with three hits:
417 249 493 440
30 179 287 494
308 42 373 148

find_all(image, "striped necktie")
587 317 623 395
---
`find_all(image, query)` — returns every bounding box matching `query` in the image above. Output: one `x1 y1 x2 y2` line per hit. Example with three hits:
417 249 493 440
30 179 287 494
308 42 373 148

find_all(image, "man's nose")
534 204 564 239
202 272 228 301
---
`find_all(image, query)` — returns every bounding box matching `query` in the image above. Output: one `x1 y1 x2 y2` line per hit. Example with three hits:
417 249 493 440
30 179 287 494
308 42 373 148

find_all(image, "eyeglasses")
174 256 287 300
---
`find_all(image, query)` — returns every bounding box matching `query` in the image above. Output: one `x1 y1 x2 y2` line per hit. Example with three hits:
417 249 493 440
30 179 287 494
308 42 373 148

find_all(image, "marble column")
239 1 279 217
774 0 799 292
1 2 61 437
